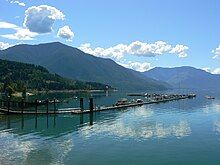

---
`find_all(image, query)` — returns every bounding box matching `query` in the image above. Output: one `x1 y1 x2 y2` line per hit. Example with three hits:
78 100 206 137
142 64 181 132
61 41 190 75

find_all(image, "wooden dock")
0 94 195 115
71 95 190 114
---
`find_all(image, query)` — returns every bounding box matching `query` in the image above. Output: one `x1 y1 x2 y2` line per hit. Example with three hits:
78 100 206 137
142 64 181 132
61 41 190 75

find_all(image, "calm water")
1 90 220 165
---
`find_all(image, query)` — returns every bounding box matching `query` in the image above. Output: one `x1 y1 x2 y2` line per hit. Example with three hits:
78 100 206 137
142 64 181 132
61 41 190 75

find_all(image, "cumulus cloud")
119 61 151 72
202 67 220 74
212 68 220 74
169 44 189 58
0 21 38 40
23 5 65 33
0 42 13 50
202 67 211 73
212 45 220 59
57 26 74 41
79 41 189 60
10 0 25 7
1 28 38 40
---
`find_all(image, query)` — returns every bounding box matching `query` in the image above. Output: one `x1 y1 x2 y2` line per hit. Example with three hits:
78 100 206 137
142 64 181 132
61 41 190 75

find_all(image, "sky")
0 0 220 73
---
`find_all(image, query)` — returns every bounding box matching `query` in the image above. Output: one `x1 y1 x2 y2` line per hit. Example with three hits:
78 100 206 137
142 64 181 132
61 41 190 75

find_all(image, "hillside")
143 66 220 89
0 59 109 95
0 42 169 91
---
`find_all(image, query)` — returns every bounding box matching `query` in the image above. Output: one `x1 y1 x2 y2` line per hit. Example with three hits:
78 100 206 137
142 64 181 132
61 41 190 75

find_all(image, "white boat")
136 99 143 103
205 96 215 99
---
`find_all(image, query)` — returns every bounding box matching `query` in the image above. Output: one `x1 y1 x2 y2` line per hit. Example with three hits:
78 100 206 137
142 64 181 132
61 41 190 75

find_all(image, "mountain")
0 42 169 90
0 59 109 94
143 66 220 89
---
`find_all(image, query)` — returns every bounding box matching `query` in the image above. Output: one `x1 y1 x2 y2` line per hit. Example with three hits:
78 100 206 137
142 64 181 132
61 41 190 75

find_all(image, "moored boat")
205 96 215 99
116 98 129 106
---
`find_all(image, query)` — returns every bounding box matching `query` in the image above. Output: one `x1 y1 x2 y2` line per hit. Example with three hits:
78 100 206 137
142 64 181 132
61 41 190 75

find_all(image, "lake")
0 90 220 165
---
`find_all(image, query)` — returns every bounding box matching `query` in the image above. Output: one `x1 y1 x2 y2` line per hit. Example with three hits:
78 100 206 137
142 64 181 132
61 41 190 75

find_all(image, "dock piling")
35 99 38 114
21 98 24 114
7 97 10 114
53 98 56 114
46 99 49 114
89 98 94 113
80 98 84 111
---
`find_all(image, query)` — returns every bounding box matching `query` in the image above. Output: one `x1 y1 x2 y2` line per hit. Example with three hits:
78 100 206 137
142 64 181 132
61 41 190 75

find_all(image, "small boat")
205 96 215 99
127 93 143 96
188 94 196 98
116 98 129 106
136 99 144 103
49 99 61 103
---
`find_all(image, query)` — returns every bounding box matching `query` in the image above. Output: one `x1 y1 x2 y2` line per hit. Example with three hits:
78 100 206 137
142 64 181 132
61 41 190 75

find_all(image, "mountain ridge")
0 42 169 91
0 58 109 95
143 66 220 89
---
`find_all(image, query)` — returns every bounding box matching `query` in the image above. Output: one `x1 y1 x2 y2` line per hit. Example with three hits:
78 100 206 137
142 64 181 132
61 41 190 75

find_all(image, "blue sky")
0 0 220 73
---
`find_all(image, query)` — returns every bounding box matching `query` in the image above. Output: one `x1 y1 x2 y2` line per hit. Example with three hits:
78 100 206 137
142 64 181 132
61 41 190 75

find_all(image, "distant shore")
36 89 109 94
9 89 116 97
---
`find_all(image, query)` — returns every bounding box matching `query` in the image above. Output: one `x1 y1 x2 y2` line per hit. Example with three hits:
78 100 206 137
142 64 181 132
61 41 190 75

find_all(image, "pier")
0 94 196 115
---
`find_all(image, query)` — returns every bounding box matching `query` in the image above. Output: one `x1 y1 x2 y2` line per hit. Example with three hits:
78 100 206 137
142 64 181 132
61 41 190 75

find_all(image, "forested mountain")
0 59 109 95
0 42 169 91
143 66 220 89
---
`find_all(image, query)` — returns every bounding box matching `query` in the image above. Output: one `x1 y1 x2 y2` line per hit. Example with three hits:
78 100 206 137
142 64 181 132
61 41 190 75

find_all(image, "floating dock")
0 94 196 115
71 95 191 114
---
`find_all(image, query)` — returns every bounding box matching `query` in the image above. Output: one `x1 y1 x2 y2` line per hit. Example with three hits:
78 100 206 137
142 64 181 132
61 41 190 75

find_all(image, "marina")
0 93 196 115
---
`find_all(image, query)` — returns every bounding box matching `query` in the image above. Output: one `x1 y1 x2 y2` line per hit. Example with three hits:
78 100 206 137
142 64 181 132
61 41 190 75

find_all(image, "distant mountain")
143 66 220 89
0 42 169 90
0 59 109 94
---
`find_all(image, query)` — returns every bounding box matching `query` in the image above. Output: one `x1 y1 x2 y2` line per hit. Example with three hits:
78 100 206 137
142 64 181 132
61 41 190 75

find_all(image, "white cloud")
0 21 38 40
1 28 38 40
79 41 189 60
127 41 172 56
202 67 220 74
202 67 211 73
10 0 25 7
169 44 189 58
0 21 19 29
23 5 65 33
212 68 220 74
212 45 220 59
119 61 151 72
0 42 13 50
57 25 74 41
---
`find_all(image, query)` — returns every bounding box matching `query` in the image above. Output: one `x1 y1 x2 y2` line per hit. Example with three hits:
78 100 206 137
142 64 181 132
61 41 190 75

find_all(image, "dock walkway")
0 94 194 115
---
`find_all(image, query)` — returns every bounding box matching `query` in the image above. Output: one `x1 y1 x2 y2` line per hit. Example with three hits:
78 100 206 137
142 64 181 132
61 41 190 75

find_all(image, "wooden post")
53 98 56 114
21 98 24 114
89 113 93 125
35 99 38 114
21 114 24 129
89 98 94 113
7 97 10 114
46 99 49 114
80 98 84 111
35 115 38 129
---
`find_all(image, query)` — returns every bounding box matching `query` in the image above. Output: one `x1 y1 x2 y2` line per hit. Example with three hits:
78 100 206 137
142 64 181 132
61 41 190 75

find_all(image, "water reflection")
80 118 191 140
0 130 74 165
0 90 220 165
203 102 220 114
214 120 220 133
78 107 191 140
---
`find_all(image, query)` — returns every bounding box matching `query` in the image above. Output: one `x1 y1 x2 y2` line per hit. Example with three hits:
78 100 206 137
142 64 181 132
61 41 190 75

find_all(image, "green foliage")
0 59 108 94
